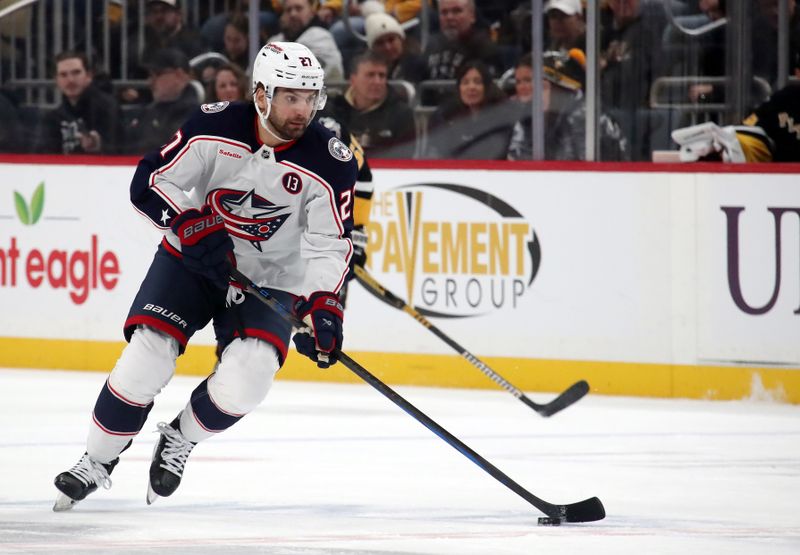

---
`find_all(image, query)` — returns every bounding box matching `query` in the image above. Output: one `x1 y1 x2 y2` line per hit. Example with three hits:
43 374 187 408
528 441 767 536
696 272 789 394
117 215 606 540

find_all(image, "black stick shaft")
353 266 588 417
230 268 604 522
337 349 561 516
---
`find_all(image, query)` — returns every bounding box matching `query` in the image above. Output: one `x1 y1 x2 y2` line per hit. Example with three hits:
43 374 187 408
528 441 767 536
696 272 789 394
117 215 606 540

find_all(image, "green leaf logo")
30 181 45 224
13 181 45 225
14 191 29 224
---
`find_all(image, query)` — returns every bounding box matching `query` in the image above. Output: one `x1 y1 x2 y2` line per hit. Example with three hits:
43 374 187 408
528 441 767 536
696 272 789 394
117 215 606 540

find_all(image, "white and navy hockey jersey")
130 101 358 297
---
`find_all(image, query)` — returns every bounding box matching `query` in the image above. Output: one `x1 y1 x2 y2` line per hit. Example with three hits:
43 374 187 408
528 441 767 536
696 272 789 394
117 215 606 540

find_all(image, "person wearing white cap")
544 0 585 51
544 0 582 14
324 0 388 69
365 11 406 49
364 12 426 82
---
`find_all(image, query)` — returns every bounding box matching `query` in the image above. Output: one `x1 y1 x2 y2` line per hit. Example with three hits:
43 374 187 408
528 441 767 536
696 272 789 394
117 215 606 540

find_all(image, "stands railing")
649 76 772 123
0 0 245 104
0 1 797 160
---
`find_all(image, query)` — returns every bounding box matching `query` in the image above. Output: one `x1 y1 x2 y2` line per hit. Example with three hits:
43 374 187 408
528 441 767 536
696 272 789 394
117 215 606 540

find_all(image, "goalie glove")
292 292 344 368
671 122 747 163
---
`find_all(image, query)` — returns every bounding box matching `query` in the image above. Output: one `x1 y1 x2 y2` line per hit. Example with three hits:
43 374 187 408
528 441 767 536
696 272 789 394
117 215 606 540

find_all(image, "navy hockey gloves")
171 205 234 290
293 292 344 368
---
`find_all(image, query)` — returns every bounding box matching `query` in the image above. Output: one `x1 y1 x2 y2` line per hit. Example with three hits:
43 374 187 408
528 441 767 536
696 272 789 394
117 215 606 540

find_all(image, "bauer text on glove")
170 205 235 290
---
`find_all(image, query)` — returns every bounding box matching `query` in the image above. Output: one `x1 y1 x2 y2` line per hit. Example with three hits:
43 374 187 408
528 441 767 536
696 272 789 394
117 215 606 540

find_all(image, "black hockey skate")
147 417 195 505
53 453 118 511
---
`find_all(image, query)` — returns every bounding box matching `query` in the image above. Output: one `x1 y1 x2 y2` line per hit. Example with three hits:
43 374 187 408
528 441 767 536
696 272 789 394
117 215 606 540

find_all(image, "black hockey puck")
537 517 562 526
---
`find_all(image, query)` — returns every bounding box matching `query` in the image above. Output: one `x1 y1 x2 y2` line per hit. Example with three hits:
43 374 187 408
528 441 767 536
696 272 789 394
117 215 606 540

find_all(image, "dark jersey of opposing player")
129 100 359 296
316 115 373 228
740 83 800 162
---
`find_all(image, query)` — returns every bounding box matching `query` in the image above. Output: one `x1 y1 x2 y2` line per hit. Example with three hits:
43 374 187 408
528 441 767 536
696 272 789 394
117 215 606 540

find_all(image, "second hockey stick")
353 265 589 417
230 268 605 523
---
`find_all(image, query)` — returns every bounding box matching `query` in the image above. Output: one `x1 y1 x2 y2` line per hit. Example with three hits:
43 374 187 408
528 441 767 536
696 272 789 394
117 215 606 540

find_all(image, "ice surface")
1 368 799 554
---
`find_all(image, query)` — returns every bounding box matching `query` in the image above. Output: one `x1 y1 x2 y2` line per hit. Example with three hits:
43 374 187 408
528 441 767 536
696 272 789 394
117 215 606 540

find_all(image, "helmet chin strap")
254 91 318 144
264 120 292 143
254 95 291 144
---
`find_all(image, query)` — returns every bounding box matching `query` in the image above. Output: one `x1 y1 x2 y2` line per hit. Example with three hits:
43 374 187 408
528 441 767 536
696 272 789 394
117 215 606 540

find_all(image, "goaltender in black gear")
672 82 800 163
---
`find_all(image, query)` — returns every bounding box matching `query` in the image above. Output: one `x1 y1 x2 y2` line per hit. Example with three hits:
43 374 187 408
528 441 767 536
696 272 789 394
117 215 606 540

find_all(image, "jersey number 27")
339 190 353 221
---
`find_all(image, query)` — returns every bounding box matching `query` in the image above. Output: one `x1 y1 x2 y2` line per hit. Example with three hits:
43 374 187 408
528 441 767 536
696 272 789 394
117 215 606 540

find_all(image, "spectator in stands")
34 51 123 154
510 53 533 105
423 0 505 80
269 0 345 80
425 60 513 159
520 50 613 160
600 0 669 109
325 0 390 70
545 0 586 51
201 2 279 52
124 49 200 155
320 51 416 157
191 52 232 90
135 0 205 73
365 12 427 83
507 49 629 161
122 0 205 105
222 14 251 72
320 0 422 27
205 63 250 103
0 88 21 153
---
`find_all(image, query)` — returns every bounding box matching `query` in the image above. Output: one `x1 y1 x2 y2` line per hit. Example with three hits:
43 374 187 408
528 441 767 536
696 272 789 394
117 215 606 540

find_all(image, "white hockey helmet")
252 41 327 129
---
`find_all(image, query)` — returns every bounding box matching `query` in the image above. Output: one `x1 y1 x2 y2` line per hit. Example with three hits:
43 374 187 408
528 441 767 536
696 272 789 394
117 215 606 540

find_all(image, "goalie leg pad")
671 121 748 162
88 326 178 461
180 338 280 443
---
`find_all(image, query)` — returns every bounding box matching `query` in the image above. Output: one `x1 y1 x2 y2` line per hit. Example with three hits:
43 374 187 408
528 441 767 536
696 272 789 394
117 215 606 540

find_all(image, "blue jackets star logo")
207 188 290 251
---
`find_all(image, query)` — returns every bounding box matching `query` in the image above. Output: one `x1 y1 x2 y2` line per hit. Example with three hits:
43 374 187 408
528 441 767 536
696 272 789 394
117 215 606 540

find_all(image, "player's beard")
267 111 311 141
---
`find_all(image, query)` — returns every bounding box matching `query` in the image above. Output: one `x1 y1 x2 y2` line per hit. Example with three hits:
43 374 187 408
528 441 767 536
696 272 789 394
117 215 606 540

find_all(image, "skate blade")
53 492 78 512
146 483 159 505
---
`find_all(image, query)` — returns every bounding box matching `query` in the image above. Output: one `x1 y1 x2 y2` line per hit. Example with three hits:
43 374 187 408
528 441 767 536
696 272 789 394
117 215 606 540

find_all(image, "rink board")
0 156 798 402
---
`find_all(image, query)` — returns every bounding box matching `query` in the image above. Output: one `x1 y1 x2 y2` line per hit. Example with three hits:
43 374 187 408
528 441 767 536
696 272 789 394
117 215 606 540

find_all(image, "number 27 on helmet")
251 41 327 125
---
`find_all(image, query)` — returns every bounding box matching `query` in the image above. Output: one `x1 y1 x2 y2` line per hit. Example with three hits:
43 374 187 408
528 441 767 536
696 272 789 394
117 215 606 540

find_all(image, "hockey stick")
353 265 589 417
230 268 605 523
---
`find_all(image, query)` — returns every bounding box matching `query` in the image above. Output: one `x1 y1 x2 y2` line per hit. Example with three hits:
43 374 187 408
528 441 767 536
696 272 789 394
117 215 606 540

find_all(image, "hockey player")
211 115 371 361
316 115 373 290
671 82 800 163
52 41 358 510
